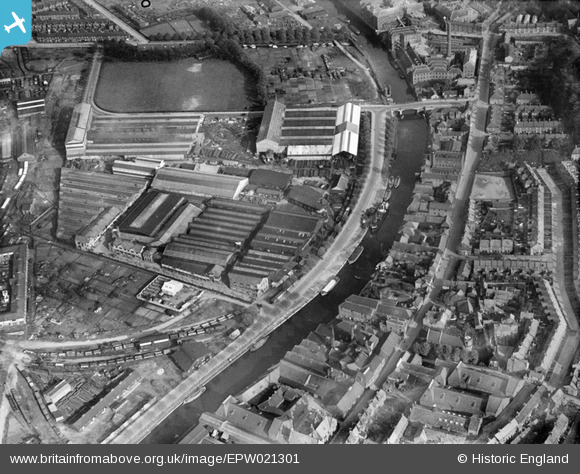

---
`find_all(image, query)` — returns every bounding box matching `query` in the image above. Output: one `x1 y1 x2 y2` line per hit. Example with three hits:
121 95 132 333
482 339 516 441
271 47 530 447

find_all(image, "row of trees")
357 112 372 167
228 25 348 45
102 39 206 61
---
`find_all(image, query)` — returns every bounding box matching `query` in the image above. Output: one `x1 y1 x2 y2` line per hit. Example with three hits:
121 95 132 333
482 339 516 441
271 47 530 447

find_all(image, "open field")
94 59 253 112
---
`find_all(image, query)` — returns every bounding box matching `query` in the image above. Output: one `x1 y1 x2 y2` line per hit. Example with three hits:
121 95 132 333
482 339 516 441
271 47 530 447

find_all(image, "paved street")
81 0 148 44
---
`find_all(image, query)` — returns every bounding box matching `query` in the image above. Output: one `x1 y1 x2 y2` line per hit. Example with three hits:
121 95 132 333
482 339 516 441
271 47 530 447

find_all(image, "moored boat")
370 213 383 232
394 175 401 188
348 245 364 264
183 386 206 405
250 336 269 352
383 189 392 202
321 277 340 296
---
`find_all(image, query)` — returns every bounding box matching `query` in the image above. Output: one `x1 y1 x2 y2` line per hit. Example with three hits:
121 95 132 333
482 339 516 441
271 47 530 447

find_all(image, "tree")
441 344 453 360
252 28 263 43
462 348 479 364
310 27 320 43
294 26 304 43
525 133 542 151
420 342 432 356
276 28 287 44
433 344 443 359
485 135 499 153
262 28 272 44
242 29 254 44
451 347 462 362
412 342 422 354
512 134 525 152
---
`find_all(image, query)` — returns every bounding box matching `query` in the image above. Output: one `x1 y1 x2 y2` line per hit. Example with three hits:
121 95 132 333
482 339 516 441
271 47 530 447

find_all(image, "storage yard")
197 115 260 162
246 43 372 105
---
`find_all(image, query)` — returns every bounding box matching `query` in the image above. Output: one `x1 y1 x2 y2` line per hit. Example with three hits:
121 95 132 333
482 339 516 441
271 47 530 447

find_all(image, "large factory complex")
58 99 361 299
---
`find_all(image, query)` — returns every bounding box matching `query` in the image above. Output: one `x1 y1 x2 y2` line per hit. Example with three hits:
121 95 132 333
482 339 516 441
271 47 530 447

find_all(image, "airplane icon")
4 12 26 34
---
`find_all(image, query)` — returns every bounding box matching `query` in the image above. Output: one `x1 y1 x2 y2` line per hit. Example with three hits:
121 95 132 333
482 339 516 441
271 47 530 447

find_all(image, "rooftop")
249 169 292 190
57 169 147 242
117 191 186 238
152 168 249 199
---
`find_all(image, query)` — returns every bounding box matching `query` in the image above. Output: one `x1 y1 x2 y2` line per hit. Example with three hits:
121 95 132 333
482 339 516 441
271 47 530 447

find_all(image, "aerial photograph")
0 0 579 447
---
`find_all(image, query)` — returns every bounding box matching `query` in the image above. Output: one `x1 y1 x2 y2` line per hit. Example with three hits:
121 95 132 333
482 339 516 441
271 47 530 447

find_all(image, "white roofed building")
113 157 165 181
162 280 184 296
16 98 46 119
0 130 12 163
256 100 286 154
65 103 93 159
256 101 361 177
332 102 361 157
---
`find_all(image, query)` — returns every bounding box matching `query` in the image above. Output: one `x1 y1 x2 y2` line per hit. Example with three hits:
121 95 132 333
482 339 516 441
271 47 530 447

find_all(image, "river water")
144 19 429 444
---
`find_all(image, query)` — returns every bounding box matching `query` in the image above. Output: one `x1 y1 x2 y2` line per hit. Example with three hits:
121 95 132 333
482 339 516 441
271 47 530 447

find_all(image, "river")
144 115 429 443
144 18 428 444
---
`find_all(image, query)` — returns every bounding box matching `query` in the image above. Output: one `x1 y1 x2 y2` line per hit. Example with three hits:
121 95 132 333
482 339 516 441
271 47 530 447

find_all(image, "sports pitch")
94 59 253 112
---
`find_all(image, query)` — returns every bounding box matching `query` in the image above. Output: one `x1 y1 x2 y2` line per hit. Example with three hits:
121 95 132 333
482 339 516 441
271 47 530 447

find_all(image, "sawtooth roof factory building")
228 207 322 296
65 102 204 160
256 101 361 177
161 198 268 281
57 169 147 245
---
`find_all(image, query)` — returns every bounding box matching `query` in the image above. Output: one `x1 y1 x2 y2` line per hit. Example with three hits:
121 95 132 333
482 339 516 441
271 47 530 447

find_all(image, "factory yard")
93 59 254 113
197 115 260 162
